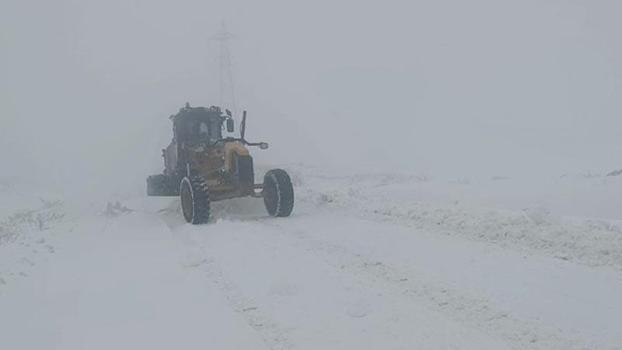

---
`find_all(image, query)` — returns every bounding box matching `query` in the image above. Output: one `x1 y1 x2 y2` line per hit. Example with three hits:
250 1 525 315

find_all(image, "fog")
3 3 622 346
2 0 621 196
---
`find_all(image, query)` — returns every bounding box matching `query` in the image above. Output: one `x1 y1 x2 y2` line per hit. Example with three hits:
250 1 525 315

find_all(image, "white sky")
1 0 621 193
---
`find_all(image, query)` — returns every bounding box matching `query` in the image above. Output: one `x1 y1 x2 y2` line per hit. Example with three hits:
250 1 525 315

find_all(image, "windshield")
184 118 223 144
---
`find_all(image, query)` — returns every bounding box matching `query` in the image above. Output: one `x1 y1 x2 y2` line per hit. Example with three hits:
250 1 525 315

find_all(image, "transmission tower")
210 22 237 114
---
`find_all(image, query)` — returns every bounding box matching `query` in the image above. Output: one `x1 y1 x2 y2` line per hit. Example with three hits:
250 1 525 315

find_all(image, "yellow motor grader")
147 104 294 224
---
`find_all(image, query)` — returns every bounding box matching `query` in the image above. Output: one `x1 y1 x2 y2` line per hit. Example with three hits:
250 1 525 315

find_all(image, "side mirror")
226 118 234 132
225 109 232 117
259 142 269 150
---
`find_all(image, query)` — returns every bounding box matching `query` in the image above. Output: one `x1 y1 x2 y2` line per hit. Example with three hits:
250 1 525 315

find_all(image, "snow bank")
0 199 65 290
290 164 622 270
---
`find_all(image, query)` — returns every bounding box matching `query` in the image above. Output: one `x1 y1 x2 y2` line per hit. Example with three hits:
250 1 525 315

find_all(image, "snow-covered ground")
1 165 622 349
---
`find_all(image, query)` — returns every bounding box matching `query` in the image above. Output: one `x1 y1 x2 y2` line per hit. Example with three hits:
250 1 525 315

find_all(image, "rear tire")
263 169 294 217
147 174 178 196
180 176 210 224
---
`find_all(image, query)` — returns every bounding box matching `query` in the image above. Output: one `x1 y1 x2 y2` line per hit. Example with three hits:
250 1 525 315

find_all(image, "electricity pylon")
210 22 237 114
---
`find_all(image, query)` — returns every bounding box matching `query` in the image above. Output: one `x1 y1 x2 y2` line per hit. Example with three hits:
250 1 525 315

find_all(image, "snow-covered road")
1 169 622 349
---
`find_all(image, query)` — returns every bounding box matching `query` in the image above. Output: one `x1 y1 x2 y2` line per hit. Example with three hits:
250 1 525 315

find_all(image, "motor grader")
147 103 294 224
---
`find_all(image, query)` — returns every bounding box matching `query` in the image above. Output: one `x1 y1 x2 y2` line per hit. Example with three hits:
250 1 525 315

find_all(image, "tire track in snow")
256 218 587 350
156 212 294 350
164 218 511 349
150 200 587 349
183 254 293 350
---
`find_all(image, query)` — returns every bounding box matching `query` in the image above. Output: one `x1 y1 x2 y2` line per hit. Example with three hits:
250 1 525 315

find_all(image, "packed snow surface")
1 165 622 349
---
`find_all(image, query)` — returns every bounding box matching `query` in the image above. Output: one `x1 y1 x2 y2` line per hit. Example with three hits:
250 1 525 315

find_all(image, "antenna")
210 22 237 115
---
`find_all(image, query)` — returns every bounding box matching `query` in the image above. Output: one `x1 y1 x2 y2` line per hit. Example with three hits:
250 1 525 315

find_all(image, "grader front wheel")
262 169 294 217
180 176 211 224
